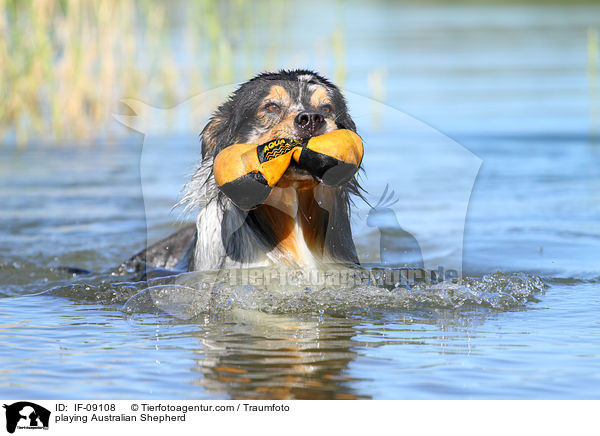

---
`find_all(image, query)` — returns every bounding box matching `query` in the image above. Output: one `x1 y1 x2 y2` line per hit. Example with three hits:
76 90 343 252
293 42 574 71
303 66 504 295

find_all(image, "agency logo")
116 86 480 280
3 402 50 434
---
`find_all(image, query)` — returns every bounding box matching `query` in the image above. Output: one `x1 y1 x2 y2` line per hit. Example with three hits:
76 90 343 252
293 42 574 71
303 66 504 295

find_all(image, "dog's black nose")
294 111 325 136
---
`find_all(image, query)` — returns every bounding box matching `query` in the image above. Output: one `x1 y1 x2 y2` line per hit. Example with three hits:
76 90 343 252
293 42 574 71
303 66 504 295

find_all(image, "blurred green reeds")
0 0 290 146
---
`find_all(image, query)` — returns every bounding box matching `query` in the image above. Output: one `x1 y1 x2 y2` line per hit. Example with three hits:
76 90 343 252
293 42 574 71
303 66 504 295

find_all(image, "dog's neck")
257 175 328 267
189 160 357 270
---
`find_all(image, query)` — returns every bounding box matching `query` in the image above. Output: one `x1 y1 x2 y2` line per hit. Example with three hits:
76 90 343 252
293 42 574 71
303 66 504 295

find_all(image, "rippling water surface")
1 2 599 399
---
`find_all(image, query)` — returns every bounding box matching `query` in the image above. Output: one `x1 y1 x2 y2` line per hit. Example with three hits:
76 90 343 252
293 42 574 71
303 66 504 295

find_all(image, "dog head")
201 70 356 163
187 70 362 267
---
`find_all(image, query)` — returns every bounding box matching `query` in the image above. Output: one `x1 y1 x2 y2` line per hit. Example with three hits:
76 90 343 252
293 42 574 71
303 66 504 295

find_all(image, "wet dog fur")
133 70 363 273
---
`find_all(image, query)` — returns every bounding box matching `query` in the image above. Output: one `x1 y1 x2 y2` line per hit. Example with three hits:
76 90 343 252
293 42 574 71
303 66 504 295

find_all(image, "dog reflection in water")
190 311 364 399
128 275 366 399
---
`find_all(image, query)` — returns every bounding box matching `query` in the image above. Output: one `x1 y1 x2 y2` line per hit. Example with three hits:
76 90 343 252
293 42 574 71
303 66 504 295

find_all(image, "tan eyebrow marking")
263 85 291 106
309 86 332 108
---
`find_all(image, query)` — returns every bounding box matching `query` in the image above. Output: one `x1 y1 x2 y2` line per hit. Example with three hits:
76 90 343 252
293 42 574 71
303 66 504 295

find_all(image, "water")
1 2 600 399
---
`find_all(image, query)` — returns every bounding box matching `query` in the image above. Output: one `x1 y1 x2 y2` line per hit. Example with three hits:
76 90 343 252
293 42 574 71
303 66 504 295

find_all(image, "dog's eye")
319 104 333 114
265 103 280 113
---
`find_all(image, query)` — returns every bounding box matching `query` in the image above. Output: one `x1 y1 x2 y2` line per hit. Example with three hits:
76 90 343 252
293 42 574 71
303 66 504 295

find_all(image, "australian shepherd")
132 69 363 274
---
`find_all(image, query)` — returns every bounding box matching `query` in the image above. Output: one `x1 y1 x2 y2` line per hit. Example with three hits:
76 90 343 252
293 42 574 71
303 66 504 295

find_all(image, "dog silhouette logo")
3 402 50 433
366 184 424 268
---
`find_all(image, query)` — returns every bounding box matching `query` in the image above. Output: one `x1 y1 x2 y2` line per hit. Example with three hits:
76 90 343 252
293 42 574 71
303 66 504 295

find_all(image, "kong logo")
3 402 50 434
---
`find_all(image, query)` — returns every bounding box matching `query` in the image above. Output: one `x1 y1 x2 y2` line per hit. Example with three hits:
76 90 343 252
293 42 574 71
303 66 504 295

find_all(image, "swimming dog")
132 70 363 273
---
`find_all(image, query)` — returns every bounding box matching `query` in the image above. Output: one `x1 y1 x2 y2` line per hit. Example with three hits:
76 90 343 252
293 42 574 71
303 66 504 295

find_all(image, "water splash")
106 269 548 319
36 264 547 319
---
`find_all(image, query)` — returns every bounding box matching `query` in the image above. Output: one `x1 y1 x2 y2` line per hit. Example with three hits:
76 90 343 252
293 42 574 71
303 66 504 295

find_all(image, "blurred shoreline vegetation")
2 0 596 147
0 0 294 147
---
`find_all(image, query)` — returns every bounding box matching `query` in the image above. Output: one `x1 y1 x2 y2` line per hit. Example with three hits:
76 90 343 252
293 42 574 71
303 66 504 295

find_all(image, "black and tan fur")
136 70 363 272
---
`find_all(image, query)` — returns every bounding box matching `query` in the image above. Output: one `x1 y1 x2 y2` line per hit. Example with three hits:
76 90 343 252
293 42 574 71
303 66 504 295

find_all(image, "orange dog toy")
214 129 363 210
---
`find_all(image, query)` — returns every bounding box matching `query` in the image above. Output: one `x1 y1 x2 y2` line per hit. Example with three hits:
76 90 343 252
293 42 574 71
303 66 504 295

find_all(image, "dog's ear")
335 110 357 133
201 107 241 158
201 115 230 158
330 91 357 132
